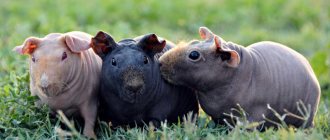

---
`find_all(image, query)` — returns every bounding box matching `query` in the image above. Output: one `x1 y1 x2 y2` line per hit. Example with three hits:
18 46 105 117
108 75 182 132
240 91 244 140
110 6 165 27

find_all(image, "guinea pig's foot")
49 110 57 119
83 130 96 140
34 99 44 108
149 119 161 131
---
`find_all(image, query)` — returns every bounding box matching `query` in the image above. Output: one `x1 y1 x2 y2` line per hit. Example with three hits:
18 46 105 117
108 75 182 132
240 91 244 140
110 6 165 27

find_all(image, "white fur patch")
40 73 49 88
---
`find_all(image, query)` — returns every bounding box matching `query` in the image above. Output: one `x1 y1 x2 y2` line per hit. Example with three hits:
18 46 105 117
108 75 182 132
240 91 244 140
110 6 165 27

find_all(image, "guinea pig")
14 31 102 138
90 31 199 127
159 27 320 129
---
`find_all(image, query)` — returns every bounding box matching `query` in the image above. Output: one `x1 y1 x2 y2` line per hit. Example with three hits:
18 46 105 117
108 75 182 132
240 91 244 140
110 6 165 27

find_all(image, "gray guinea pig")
159 27 320 129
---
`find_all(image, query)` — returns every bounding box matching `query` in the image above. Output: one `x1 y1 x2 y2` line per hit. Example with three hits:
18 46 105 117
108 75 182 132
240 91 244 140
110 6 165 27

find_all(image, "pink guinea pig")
14 31 102 138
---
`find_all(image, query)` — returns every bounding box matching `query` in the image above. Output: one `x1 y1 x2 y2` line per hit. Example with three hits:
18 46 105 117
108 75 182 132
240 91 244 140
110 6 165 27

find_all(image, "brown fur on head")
159 27 240 90
14 32 91 97
158 41 190 85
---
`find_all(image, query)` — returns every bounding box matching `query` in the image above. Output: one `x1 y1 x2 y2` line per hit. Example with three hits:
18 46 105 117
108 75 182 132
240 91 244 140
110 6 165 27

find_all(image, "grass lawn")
0 0 329 139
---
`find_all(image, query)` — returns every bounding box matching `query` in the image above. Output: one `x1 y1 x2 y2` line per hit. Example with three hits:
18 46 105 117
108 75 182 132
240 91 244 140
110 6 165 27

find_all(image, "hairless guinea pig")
159 27 320 129
90 31 199 127
14 31 102 138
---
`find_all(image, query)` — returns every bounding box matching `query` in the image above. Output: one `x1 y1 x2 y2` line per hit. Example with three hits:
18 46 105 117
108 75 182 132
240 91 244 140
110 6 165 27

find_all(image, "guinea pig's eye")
143 56 149 64
188 51 200 60
61 52 67 61
111 58 117 66
31 55 36 62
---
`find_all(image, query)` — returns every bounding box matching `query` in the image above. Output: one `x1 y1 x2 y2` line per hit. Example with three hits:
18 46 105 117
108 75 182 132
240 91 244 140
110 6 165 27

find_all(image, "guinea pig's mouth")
119 86 145 104
159 65 178 85
37 83 66 98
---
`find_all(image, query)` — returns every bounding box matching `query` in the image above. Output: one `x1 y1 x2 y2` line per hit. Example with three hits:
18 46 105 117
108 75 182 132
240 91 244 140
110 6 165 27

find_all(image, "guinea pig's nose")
127 84 143 93
159 63 162 67
39 85 49 93
40 73 49 88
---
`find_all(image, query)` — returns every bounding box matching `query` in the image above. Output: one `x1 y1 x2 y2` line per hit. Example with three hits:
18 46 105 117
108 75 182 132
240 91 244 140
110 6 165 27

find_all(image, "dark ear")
137 33 166 56
214 36 240 68
90 31 117 59
13 37 41 55
199 26 214 40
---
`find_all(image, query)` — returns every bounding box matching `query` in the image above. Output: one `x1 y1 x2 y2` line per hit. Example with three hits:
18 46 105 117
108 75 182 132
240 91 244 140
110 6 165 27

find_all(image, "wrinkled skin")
14 32 102 138
91 31 199 127
159 27 320 129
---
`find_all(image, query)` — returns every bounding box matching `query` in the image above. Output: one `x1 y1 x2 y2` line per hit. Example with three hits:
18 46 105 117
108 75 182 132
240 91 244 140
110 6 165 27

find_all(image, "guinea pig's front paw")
149 119 161 131
34 99 44 108
83 130 96 140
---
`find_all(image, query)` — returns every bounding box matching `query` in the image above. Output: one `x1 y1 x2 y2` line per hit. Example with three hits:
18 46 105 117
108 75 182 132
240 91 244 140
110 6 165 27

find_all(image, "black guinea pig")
91 31 199 127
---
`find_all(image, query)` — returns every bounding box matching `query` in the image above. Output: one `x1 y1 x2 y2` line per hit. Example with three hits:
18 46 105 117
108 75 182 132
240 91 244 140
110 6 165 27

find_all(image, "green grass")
0 0 329 139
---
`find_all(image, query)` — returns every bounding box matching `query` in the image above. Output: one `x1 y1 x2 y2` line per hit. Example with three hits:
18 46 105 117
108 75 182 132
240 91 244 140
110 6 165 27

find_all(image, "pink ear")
199 27 214 40
13 45 24 55
65 35 91 53
214 36 240 68
214 35 223 50
13 37 41 55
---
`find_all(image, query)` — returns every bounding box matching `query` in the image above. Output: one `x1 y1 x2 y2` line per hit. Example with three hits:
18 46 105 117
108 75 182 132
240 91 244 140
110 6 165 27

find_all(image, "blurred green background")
1 0 329 101
0 0 329 139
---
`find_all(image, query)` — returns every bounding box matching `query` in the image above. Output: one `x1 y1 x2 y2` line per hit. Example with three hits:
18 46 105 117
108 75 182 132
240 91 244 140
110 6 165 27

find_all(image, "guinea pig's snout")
40 73 49 88
122 67 145 93
37 73 57 96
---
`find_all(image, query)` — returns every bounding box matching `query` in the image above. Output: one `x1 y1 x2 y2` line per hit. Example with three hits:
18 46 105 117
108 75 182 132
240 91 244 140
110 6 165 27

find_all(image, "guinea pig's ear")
13 37 41 55
91 31 117 59
64 34 91 53
214 36 240 68
137 33 166 56
199 27 214 40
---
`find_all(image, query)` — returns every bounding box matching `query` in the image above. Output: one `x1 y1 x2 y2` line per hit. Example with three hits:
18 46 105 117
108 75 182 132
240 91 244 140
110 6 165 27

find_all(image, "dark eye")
189 51 200 60
143 56 149 64
31 55 36 62
61 52 67 61
112 58 117 66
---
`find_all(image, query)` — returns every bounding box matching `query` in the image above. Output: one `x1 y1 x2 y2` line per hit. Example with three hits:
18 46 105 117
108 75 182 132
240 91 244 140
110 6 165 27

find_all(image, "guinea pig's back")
246 41 320 127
